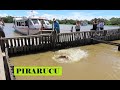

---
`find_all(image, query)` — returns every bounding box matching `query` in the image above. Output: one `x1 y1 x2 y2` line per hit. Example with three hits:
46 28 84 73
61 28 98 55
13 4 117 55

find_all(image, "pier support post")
0 28 5 38
0 38 5 52
104 30 107 36
118 45 120 51
52 31 57 48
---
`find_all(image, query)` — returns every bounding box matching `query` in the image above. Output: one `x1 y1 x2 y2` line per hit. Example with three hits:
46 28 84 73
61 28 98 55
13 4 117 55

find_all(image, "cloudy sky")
0 10 120 20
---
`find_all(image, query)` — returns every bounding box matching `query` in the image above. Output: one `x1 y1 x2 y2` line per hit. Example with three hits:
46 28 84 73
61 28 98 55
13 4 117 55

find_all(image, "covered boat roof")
13 17 28 21
13 16 48 21
39 17 47 20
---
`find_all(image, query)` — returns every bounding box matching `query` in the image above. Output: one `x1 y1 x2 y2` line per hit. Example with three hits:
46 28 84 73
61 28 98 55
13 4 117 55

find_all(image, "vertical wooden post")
104 30 107 36
118 45 120 51
52 31 57 48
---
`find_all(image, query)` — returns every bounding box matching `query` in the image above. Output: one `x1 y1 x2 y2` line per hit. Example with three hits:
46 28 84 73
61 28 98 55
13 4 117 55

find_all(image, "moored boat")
13 16 53 35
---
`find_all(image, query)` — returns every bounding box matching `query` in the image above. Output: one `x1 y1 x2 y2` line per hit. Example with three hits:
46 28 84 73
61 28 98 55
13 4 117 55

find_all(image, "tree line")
2 16 120 26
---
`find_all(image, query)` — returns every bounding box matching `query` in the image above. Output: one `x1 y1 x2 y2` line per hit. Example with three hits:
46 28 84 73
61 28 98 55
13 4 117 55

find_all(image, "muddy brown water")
5 23 120 80
10 40 120 80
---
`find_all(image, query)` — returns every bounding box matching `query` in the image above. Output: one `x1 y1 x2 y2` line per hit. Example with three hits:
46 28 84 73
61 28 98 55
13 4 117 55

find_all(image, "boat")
81 21 88 26
73 21 88 26
13 16 53 35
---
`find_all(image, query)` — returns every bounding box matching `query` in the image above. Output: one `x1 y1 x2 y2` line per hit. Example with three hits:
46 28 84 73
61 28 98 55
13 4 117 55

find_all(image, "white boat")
81 21 88 26
13 16 53 35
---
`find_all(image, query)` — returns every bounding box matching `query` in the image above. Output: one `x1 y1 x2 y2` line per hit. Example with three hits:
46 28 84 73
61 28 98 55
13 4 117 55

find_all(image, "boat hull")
14 28 53 35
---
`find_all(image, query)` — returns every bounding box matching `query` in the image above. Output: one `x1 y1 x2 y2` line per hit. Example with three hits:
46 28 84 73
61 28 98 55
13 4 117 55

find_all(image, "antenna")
31 10 34 17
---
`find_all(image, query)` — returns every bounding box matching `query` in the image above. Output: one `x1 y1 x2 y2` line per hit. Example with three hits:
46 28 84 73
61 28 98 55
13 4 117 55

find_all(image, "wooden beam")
0 47 6 80
92 38 120 51
91 38 120 46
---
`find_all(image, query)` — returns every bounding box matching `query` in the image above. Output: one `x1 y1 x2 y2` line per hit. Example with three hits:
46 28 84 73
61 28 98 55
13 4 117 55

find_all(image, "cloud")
103 15 120 20
0 13 8 17
40 12 98 20
64 12 117 20
25 11 98 20
25 10 119 20
40 14 65 20
0 11 119 20
67 12 94 20
40 11 110 20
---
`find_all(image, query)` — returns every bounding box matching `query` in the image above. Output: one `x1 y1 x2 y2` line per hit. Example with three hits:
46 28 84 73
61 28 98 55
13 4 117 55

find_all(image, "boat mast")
30 10 35 17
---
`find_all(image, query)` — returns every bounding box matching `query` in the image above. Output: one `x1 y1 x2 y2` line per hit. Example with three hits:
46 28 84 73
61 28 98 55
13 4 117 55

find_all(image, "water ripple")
52 48 88 63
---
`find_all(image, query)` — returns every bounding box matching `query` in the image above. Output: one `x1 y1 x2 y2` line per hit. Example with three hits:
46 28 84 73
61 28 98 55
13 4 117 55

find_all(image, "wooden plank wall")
0 29 120 57
0 47 6 80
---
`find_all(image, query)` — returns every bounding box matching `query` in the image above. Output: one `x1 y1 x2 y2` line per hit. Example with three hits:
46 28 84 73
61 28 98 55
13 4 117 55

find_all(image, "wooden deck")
0 47 6 80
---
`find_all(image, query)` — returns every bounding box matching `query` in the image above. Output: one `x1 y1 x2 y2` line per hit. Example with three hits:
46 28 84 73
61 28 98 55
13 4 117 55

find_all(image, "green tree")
2 16 13 23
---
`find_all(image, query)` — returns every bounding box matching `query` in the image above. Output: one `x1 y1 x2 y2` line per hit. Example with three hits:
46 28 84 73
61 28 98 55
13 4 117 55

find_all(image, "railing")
0 29 120 57
0 47 15 80
0 29 120 80
0 47 6 80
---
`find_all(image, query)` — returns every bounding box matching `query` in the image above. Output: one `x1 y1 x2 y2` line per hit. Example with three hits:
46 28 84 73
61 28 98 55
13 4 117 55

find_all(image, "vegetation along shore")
2 16 120 26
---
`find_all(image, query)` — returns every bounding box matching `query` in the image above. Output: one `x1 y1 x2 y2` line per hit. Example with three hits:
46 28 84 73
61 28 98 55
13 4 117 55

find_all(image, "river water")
4 23 120 80
4 23 119 37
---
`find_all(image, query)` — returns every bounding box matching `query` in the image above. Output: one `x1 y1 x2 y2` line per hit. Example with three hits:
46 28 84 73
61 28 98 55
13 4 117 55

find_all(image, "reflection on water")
10 40 120 80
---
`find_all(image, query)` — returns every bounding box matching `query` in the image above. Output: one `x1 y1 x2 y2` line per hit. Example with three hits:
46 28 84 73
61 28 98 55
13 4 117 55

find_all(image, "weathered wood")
92 38 120 46
29 38 32 51
1 29 120 56
5 39 9 49
3 48 15 80
0 47 6 80
38 36 41 50
16 38 20 53
9 39 14 54
20 38 24 53
13 39 17 54
0 38 5 52
24 38 28 53
118 45 120 51
31 37 35 51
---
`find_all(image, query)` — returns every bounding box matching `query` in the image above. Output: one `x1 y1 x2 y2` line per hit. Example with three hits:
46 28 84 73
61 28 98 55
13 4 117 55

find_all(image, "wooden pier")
0 29 120 57
0 47 15 80
0 47 6 80
0 29 120 80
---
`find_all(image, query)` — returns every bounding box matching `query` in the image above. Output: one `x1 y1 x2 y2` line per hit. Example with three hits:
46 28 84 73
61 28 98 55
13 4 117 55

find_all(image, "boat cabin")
13 17 52 30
